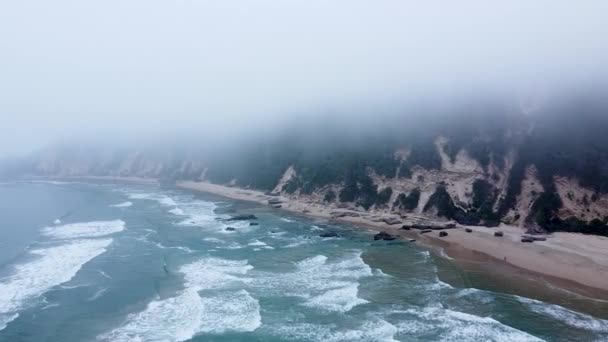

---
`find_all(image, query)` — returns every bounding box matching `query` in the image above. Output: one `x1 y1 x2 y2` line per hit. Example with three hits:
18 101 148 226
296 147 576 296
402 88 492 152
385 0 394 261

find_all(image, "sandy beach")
177 180 608 300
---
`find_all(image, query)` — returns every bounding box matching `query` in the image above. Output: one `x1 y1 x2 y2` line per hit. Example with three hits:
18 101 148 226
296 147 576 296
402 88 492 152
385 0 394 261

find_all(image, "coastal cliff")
6 98 608 236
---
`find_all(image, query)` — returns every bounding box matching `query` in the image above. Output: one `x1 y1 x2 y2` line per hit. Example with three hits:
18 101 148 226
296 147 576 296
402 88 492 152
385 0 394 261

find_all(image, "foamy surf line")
0 239 112 331
252 252 373 313
515 295 608 333
99 257 260 341
110 201 132 208
127 193 177 207
390 306 546 341
43 220 125 240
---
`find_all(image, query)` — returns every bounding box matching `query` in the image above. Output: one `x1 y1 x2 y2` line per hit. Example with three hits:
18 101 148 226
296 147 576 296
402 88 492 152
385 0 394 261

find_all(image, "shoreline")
177 181 608 305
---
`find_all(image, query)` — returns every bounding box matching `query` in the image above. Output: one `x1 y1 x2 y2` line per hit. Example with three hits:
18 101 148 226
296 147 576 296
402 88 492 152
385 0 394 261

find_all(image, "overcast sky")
1 1 607 156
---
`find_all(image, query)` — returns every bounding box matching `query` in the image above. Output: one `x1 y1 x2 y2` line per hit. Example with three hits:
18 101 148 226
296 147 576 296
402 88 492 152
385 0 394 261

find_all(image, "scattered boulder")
227 214 258 221
521 237 534 243
420 229 432 234
401 225 412 230
331 211 360 218
522 235 546 241
382 217 402 225
445 223 457 229
225 227 236 231
465 228 473 233
408 239 416 242
374 232 396 241
320 232 339 238
439 231 448 237
494 231 504 237
302 209 311 214
249 222 259 226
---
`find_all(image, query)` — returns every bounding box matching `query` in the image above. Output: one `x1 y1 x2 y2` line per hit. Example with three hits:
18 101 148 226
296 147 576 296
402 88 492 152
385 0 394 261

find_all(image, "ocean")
0 181 606 342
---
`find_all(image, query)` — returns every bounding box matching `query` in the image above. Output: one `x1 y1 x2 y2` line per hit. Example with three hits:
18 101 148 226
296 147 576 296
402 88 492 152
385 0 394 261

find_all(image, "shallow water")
0 181 607 341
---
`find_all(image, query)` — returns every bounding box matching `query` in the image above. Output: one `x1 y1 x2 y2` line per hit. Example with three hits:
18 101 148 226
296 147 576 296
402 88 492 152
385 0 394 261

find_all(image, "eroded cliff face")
6 100 608 235
268 134 607 233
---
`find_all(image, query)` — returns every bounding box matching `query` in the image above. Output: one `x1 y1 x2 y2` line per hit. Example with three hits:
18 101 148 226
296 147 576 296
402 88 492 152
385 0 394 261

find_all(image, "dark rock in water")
420 229 432 234
439 231 448 237
494 231 504 237
465 228 473 233
225 227 236 231
273 204 282 209
374 231 396 241
268 199 282 205
320 232 339 238
408 239 416 242
302 209 311 213
249 222 259 226
382 217 402 225
521 237 534 243
227 214 257 221
401 225 412 230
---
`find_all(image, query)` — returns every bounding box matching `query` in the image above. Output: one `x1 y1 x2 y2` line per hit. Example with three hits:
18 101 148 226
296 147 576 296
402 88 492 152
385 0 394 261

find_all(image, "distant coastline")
177 180 608 303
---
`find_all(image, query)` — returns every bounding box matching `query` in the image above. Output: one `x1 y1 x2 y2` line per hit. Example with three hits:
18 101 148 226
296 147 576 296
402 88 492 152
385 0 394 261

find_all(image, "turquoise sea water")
0 181 607 342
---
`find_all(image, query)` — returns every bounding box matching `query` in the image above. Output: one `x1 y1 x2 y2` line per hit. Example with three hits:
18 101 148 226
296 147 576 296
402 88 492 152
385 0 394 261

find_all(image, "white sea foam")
43 220 125 240
151 241 195 254
455 287 482 298
282 240 309 248
53 219 62 225
173 201 221 228
41 303 60 310
128 193 177 207
169 208 185 215
97 270 112 279
438 248 453 260
99 288 205 342
247 239 268 247
181 258 253 290
303 282 368 313
88 287 108 301
516 296 608 333
279 218 295 223
29 180 83 186
198 290 261 333
0 313 19 331
254 252 372 313
202 237 225 244
58 283 90 290
393 306 545 341
0 239 112 331
101 257 259 341
110 201 133 208
271 319 398 342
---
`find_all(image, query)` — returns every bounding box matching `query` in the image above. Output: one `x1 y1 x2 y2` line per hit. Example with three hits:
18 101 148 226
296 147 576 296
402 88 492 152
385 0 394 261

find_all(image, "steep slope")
4 98 608 236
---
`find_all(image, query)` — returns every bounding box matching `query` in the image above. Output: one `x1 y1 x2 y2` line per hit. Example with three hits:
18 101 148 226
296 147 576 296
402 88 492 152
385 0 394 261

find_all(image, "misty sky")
1 1 607 156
